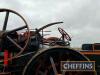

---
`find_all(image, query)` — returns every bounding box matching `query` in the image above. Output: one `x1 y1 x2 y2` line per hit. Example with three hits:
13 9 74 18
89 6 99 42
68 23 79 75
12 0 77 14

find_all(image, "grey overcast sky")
0 0 100 47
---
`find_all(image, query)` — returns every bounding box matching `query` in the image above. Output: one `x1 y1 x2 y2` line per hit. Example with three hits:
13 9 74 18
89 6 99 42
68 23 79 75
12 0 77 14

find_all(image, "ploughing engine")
0 9 99 75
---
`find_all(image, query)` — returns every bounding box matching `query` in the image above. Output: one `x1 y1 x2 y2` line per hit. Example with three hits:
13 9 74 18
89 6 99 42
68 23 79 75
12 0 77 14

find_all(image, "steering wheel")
58 27 71 41
0 8 30 59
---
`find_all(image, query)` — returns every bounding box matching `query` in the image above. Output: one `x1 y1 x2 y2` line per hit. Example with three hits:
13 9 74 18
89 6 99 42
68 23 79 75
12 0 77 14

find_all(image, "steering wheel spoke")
7 36 23 50
3 11 9 31
7 25 27 34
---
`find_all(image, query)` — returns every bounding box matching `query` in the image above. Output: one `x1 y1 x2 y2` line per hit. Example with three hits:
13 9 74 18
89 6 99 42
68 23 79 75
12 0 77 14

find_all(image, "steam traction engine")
0 9 99 75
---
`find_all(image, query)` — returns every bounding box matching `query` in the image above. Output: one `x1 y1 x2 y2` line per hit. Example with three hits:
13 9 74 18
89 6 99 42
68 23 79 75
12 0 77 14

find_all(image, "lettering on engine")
61 61 95 71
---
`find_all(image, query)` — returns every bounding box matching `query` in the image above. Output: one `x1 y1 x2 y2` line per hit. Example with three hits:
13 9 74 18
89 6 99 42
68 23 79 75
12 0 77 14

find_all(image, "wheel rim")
23 47 96 75
0 8 30 60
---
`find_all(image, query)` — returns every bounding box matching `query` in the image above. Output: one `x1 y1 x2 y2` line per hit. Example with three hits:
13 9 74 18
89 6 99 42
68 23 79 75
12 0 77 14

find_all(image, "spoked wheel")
23 47 96 75
0 8 30 60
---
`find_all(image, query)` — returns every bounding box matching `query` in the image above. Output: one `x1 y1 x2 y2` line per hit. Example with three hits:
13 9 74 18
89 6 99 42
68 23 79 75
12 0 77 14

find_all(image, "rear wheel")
23 47 96 75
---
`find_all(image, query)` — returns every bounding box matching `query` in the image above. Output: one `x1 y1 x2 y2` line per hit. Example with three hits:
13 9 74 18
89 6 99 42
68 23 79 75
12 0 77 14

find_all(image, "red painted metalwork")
4 50 9 66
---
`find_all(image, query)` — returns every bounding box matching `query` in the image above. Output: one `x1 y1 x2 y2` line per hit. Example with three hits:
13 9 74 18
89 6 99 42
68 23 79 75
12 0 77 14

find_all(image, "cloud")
0 0 100 47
